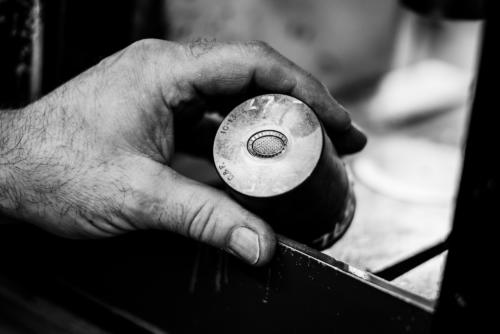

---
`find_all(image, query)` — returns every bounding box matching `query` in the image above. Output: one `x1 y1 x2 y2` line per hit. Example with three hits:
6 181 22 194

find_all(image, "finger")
132 165 276 266
331 123 368 155
176 40 367 153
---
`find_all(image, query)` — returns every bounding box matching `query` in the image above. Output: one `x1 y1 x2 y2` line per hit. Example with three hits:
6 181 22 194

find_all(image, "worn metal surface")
214 94 324 197
214 94 353 249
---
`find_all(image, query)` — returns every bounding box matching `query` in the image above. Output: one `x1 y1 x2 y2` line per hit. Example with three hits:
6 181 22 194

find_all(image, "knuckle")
183 37 219 58
96 39 167 71
127 39 181 62
246 40 273 54
129 38 165 53
98 38 181 85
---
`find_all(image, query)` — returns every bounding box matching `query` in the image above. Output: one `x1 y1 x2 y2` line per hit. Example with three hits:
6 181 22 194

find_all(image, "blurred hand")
0 39 366 265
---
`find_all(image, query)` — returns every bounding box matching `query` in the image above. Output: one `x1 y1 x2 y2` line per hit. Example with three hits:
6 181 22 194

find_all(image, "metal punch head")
247 130 288 158
213 94 323 198
213 94 353 250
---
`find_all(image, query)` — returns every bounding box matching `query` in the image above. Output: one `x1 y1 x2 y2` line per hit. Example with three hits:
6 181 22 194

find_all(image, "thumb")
138 169 276 266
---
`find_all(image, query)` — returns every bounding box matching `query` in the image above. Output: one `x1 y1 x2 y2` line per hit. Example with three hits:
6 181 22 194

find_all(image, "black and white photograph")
0 0 492 333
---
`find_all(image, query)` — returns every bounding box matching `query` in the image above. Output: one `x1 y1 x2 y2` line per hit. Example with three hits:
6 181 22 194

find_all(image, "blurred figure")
165 0 400 95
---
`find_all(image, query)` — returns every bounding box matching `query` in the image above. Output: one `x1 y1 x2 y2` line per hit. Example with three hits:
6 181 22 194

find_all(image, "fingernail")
228 227 260 264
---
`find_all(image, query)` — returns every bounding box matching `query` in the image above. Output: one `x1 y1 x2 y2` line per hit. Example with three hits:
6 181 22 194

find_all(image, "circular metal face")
213 94 323 197
247 130 288 158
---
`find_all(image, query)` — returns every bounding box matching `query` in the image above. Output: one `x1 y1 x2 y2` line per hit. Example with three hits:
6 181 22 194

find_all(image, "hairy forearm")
0 107 33 216
0 94 124 234
0 101 67 221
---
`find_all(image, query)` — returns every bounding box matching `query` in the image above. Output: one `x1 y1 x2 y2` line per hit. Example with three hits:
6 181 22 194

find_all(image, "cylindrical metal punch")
213 94 355 249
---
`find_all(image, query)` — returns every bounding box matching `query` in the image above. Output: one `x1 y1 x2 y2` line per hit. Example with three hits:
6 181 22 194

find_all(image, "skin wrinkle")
183 198 200 239
200 206 219 246
97 174 140 232
90 214 130 235
187 198 215 242
104 181 135 232
60 187 116 236
90 218 120 235
80 217 114 237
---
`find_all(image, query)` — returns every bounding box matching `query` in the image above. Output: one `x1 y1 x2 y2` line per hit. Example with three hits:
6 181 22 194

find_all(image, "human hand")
0 39 366 265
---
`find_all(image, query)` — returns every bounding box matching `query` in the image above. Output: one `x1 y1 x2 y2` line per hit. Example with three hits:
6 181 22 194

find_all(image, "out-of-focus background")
164 0 483 300
0 0 484 302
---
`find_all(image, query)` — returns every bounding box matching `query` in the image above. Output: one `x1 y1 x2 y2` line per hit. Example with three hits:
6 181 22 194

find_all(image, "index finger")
178 40 367 154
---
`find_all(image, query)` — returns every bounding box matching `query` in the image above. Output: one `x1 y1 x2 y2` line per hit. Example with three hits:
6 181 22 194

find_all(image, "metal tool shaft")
213 94 355 249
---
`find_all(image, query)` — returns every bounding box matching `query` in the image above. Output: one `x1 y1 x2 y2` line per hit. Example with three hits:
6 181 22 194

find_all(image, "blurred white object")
363 59 472 124
165 0 400 93
351 135 461 205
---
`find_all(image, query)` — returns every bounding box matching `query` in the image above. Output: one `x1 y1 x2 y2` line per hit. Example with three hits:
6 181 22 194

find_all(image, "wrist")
0 102 55 220
1 107 30 216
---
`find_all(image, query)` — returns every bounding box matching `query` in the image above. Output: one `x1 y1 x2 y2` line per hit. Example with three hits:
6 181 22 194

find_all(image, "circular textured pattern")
247 130 288 158
213 94 323 197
